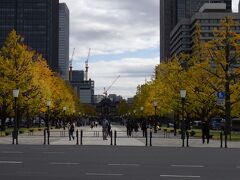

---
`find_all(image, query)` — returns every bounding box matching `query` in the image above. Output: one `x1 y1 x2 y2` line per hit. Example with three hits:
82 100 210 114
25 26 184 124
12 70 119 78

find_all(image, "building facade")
71 70 94 104
160 0 177 61
59 3 69 80
160 0 232 61
170 3 240 57
0 0 59 71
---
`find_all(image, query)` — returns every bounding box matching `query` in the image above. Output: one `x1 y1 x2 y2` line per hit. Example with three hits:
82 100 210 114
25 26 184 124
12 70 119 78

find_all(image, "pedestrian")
69 123 75 141
201 118 210 144
107 122 111 137
102 119 109 140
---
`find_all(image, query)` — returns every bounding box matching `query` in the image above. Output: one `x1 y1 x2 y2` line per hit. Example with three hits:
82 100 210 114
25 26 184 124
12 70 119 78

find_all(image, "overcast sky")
59 0 159 99
59 0 239 98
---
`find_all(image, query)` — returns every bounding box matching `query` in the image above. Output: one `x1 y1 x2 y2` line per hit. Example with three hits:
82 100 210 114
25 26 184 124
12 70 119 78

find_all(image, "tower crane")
69 48 75 81
85 48 91 81
103 75 120 97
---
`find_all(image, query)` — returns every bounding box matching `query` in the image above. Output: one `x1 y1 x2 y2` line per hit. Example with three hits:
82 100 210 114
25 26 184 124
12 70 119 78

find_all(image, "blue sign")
217 91 224 99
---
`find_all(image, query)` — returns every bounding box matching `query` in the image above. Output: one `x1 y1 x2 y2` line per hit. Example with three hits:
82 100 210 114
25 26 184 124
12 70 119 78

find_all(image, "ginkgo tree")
0 30 89 130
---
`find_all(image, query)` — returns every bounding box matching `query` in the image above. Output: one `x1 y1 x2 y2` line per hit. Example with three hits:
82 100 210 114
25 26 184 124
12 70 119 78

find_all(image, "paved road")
0 145 239 180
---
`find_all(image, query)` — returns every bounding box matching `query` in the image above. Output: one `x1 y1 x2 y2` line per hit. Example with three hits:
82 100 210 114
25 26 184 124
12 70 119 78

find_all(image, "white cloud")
89 57 158 98
232 0 239 12
60 0 159 56
59 0 160 97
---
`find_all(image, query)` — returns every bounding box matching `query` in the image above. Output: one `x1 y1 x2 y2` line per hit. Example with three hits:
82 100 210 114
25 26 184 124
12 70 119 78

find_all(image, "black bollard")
114 130 117 146
220 132 223 148
43 129 46 145
224 132 227 148
150 131 152 146
47 129 50 145
76 130 79 145
186 131 189 147
110 131 113 146
80 130 83 145
145 131 148 146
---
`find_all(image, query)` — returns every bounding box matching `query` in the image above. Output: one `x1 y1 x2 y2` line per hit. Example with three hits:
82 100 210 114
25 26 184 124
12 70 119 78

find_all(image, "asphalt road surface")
0 145 239 180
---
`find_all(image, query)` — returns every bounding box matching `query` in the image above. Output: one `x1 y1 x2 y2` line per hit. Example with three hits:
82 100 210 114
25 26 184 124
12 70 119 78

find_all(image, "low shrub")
5 132 10 136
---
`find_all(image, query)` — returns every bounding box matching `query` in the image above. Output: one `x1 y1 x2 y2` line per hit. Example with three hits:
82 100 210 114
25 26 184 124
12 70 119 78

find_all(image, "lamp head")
13 89 20 98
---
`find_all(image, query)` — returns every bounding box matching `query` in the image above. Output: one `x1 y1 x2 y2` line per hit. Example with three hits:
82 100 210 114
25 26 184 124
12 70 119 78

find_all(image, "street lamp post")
46 100 51 130
180 89 186 147
12 89 19 144
153 99 158 133
63 106 66 130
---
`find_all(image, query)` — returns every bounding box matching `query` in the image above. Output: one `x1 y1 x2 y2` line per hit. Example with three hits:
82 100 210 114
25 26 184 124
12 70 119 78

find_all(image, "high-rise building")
160 0 177 61
176 0 231 21
170 3 239 57
160 0 232 61
59 3 69 80
0 0 59 72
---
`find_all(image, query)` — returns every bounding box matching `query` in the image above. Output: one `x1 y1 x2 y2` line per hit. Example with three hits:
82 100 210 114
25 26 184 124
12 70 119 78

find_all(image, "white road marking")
0 161 22 164
1 151 24 154
171 165 204 168
51 162 79 165
236 166 240 168
43 152 64 154
86 173 124 176
17 171 48 175
108 163 140 166
160 175 200 178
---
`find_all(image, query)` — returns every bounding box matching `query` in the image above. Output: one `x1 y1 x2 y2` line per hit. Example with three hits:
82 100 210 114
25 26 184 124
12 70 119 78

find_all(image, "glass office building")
160 0 232 61
0 0 59 72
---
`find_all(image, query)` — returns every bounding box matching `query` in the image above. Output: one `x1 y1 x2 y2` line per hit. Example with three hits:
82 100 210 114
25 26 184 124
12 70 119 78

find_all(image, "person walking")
69 122 75 141
102 119 109 140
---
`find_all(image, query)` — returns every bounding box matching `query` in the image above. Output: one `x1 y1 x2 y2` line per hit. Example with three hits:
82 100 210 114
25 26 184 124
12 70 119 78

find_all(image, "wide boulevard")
0 145 239 180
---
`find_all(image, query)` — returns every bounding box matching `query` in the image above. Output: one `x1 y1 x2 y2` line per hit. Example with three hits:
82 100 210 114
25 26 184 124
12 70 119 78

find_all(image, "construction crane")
103 75 120 97
85 48 91 81
69 48 75 81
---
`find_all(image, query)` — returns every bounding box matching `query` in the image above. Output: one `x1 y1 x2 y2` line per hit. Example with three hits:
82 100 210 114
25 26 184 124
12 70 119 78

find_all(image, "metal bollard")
224 132 227 148
220 132 223 148
110 131 113 146
43 129 46 145
80 130 83 145
150 131 152 146
47 129 50 145
114 130 117 146
76 130 79 145
186 131 189 147
145 131 148 146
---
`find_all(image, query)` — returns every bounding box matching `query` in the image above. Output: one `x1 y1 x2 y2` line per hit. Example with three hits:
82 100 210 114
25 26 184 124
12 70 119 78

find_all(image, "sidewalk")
0 125 240 148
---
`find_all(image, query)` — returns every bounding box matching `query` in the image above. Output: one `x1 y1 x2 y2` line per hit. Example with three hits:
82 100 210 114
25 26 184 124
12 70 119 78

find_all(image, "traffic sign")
217 91 224 99
216 99 224 106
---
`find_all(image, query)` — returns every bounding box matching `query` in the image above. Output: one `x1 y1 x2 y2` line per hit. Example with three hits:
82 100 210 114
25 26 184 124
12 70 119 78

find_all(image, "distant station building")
71 70 94 104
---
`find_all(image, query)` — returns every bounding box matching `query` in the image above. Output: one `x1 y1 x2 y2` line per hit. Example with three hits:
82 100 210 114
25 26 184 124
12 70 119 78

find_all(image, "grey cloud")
61 0 159 55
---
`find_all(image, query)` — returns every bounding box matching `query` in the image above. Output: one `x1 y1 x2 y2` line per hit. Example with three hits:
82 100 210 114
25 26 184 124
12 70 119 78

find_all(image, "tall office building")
0 0 59 72
176 0 231 21
59 3 69 80
160 0 232 61
170 3 238 57
160 0 177 61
